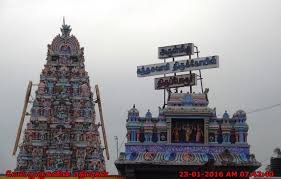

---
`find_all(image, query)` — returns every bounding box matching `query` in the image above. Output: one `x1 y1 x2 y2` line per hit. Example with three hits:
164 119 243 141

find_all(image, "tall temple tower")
14 21 106 172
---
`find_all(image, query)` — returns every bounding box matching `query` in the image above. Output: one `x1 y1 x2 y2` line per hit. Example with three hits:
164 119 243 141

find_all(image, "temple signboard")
154 73 196 90
137 55 219 77
158 43 194 59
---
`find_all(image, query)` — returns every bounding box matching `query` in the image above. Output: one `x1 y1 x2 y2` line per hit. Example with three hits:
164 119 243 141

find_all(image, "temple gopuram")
115 44 261 179
13 20 108 172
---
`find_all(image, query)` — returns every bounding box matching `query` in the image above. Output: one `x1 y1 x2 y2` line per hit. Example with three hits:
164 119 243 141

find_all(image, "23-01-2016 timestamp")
179 171 275 178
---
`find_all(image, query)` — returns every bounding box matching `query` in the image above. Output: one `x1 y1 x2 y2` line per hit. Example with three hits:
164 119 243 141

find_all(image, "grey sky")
0 0 281 174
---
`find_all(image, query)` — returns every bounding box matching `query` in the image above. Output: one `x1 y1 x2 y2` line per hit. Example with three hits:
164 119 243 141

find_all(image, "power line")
217 102 281 117
118 134 127 153
247 103 281 115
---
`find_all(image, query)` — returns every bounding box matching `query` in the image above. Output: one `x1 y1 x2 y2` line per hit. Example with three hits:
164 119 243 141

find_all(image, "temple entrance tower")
115 43 260 179
14 20 108 172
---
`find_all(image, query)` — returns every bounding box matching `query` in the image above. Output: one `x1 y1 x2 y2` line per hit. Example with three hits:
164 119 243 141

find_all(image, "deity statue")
196 125 203 143
40 132 45 140
28 161 33 170
43 99 51 107
85 101 92 108
98 161 105 171
73 86 79 96
190 124 197 142
172 127 179 143
89 160 97 170
55 128 64 145
185 126 192 142
66 87 72 95
79 68 86 76
74 109 80 118
86 133 91 142
209 133 215 142
60 65 68 75
60 44 71 54
160 133 166 141
50 66 57 76
55 156 64 169
42 67 50 75
47 44 54 56
43 108 51 117
48 158 54 168
64 159 70 169
27 122 32 129
38 81 46 95
17 160 27 170
72 67 79 75
76 150 86 170
80 83 90 97
217 125 223 144
80 134 84 141
26 131 32 142
73 100 80 108
152 126 158 143
32 158 41 170
231 131 236 144
92 148 99 157
138 128 145 143
32 148 38 156
84 108 92 118
59 56 67 65
179 127 185 142
80 47 84 56
39 148 44 156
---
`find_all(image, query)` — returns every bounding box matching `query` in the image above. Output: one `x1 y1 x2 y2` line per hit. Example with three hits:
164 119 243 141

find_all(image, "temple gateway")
115 44 261 179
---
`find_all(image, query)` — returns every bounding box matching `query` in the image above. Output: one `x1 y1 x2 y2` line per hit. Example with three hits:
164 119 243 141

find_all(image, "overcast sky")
0 0 281 174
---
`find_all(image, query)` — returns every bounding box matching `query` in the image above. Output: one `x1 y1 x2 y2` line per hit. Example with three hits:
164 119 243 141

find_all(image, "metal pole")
163 59 166 108
194 46 204 93
114 136 118 159
172 57 178 93
189 55 192 93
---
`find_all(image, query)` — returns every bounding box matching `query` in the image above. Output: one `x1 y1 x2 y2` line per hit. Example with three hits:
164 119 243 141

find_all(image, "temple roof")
48 19 81 56
167 93 209 107
233 110 247 119
128 104 139 115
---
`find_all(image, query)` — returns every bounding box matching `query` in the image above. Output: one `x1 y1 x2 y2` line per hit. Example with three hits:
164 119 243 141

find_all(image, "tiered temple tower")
15 22 106 172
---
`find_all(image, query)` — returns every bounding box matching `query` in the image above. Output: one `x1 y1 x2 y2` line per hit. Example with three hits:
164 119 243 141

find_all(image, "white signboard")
137 56 219 77
158 43 194 59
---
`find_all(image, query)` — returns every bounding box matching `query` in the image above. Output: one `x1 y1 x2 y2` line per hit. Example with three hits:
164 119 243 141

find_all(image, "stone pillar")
227 132 230 144
166 118 171 143
244 133 247 143
214 131 218 143
204 118 209 144
136 131 139 142
238 131 243 143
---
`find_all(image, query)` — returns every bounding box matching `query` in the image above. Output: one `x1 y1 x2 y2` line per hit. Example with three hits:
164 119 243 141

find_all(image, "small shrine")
115 44 261 179
13 20 108 172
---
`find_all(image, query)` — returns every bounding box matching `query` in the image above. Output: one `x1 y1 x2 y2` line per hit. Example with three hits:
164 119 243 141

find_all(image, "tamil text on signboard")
154 73 196 90
158 43 194 59
137 55 219 77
